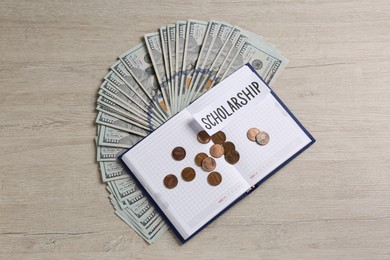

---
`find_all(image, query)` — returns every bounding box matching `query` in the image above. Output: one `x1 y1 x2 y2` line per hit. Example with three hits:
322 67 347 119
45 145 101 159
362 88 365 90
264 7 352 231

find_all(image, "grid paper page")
121 109 250 240
219 93 312 186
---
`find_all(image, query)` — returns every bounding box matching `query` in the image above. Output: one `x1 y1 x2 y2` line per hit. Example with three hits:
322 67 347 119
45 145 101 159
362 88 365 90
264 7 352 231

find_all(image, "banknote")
159 26 173 114
110 61 166 124
95 112 149 136
96 145 125 162
197 25 241 96
119 43 168 119
144 32 171 114
99 80 149 118
109 177 140 202
222 39 288 84
166 24 177 113
179 19 208 109
99 161 128 182
184 21 220 107
212 33 247 87
97 94 152 129
95 104 151 132
104 70 163 125
108 193 168 244
175 21 187 112
98 125 142 148
98 85 160 129
115 203 168 243
194 21 233 96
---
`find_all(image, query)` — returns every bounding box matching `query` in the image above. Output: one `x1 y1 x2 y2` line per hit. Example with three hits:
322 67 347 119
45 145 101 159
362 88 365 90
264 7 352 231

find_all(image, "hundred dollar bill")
110 61 166 124
179 19 208 109
100 81 148 118
114 200 168 244
144 32 172 115
193 21 233 97
175 21 187 112
166 24 177 113
222 39 288 85
109 194 160 242
96 145 125 162
98 125 142 148
159 26 174 114
196 25 242 96
96 112 149 136
104 71 163 125
119 43 168 119
95 104 151 132
97 94 151 129
107 186 135 210
99 82 160 129
99 161 128 182
240 28 282 56
110 62 151 110
212 33 247 87
185 21 220 106
109 177 141 202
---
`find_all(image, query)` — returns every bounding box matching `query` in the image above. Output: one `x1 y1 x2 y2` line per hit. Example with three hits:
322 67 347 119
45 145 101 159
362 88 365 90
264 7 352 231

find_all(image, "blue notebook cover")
119 64 315 243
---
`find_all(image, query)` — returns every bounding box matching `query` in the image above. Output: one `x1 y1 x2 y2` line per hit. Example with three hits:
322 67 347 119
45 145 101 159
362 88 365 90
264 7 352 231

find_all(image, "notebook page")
121 109 250 240
218 93 312 186
188 65 312 187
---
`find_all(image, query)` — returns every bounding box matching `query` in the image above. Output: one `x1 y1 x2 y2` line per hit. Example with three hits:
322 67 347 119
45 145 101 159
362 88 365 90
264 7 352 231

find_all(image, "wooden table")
1 0 389 259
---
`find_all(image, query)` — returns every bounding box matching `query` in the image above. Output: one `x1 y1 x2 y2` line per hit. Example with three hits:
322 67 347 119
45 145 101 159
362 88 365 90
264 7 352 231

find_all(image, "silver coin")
256 131 270 146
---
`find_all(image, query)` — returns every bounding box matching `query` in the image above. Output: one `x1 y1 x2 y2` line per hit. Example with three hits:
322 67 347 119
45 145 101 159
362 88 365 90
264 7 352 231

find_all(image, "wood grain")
1 0 389 259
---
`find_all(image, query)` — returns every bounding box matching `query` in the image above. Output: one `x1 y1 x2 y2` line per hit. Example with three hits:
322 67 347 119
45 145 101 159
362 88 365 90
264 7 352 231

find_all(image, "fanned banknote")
95 19 287 244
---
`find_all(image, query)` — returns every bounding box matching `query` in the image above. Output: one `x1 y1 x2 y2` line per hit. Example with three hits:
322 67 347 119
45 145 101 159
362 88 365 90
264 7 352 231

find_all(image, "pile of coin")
197 130 240 166
163 130 241 189
196 130 240 186
246 128 270 146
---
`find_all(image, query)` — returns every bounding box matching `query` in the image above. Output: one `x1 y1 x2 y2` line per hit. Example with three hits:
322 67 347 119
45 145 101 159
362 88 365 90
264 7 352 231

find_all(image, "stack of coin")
246 128 270 146
211 131 240 165
194 130 242 186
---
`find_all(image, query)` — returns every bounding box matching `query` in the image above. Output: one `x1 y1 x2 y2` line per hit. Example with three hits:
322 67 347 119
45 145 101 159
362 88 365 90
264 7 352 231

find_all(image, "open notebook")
120 64 315 243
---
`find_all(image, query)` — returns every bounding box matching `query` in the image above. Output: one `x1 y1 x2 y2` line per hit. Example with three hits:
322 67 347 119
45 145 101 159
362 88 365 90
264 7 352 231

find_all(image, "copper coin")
181 167 196 182
256 131 270 146
207 172 222 186
210 144 224 158
225 150 240 165
223 141 235 155
247 128 261 142
211 131 226 144
202 157 216 172
171 146 186 161
197 130 211 144
163 174 178 189
194 152 208 167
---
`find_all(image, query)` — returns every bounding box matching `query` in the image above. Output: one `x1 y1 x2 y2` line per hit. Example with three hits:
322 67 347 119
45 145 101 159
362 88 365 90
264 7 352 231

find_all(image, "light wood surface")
1 0 389 259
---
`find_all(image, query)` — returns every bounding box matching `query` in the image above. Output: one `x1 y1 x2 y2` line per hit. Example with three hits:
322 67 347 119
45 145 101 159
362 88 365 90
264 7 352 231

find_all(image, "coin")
163 174 178 189
223 141 235 155
225 150 240 164
194 152 208 167
210 144 224 158
181 167 196 182
247 128 260 142
171 146 186 161
207 172 222 186
211 131 226 144
197 130 211 144
202 157 216 172
256 131 270 146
